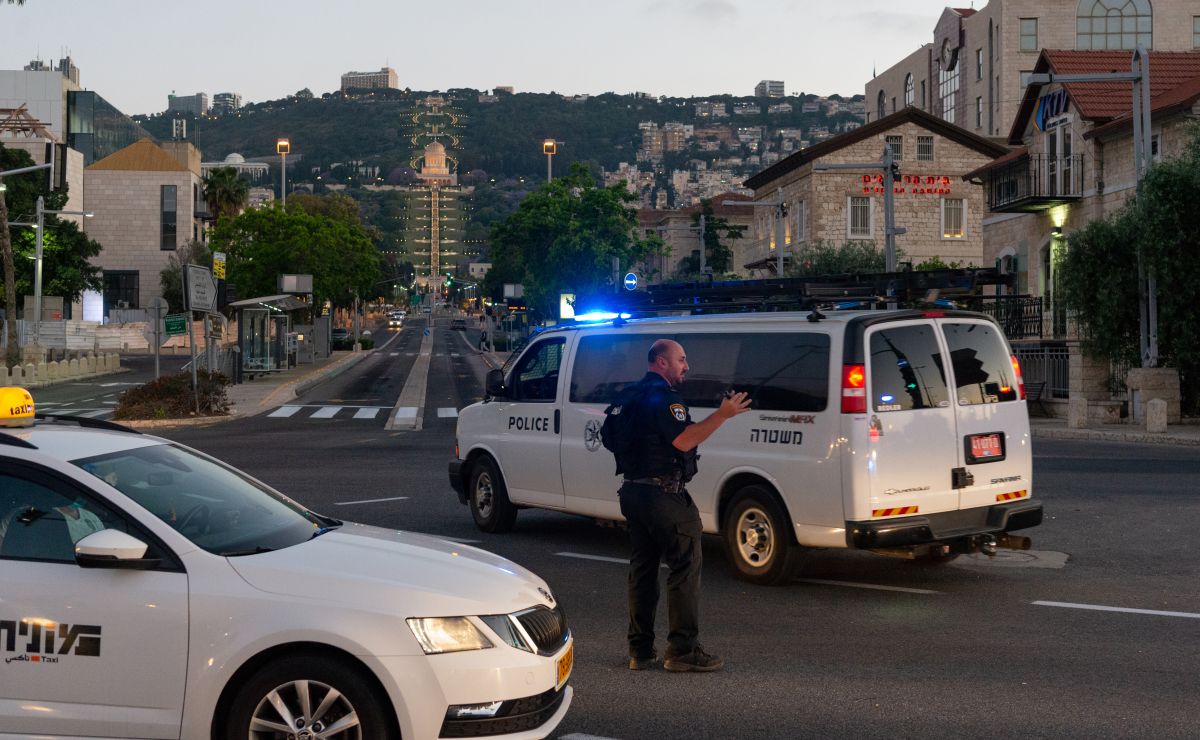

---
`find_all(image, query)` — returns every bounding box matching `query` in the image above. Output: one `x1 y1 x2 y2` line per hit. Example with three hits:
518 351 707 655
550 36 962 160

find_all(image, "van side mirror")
485 368 507 398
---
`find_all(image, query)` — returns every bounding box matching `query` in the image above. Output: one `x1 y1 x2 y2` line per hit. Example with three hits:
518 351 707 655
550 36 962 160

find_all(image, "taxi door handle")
554 409 560 434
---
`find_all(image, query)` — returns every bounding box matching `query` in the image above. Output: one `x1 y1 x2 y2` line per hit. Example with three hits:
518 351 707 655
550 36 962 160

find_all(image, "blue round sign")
623 272 638 291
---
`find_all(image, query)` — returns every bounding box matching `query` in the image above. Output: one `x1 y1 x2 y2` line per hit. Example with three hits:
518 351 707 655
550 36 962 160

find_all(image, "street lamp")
543 139 556 182
33 195 93 346
276 138 290 206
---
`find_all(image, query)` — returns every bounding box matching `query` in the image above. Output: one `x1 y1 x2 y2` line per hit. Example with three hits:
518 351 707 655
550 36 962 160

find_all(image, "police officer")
618 338 750 672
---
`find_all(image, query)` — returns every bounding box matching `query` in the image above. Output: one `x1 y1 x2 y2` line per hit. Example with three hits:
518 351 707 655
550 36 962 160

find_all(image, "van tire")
469 456 517 533
722 486 800 586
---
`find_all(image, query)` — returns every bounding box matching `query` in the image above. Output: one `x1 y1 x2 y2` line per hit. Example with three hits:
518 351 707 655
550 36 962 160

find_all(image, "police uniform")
617 371 703 664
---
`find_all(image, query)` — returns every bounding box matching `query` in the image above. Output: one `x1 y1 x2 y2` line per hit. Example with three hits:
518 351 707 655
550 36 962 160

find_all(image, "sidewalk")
224 350 373 419
1029 415 1200 446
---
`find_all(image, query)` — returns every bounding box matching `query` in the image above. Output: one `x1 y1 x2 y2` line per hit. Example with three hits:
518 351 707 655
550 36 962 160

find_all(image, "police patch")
670 403 687 421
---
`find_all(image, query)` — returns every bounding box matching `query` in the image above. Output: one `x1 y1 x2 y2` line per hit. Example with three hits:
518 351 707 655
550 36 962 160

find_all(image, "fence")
962 296 1043 340
1014 343 1070 400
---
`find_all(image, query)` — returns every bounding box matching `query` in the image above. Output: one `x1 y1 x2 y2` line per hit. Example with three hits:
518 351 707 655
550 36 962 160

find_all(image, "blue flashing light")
573 311 631 323
881 394 894 403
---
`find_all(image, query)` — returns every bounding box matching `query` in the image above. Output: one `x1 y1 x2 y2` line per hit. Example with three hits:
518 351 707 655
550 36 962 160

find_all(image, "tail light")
841 364 867 414
1010 355 1026 400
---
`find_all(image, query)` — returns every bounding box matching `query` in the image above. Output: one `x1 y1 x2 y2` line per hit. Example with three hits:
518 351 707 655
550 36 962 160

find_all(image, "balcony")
984 154 1083 213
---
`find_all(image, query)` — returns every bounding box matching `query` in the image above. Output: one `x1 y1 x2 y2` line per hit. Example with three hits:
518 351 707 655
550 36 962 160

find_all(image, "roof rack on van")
580 267 1011 318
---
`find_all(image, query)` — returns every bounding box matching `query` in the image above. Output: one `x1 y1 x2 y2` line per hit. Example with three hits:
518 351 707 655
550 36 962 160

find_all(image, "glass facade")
103 270 139 310
66 91 152 165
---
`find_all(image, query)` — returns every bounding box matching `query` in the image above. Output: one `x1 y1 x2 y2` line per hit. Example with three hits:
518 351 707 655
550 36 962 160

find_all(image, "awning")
227 294 309 311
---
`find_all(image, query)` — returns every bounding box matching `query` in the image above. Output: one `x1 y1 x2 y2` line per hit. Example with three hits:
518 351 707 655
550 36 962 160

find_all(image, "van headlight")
406 617 494 654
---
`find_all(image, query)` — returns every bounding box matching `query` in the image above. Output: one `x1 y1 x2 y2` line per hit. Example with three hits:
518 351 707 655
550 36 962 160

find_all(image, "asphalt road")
156 322 1200 739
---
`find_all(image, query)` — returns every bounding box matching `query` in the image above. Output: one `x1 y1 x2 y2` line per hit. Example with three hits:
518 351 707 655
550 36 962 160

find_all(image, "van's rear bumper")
846 499 1043 549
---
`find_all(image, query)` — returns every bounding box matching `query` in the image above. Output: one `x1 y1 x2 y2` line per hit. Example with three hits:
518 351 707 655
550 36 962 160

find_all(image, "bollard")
23 363 36 385
10 365 23 384
68 358 80 377
47 360 58 381
0 365 8 385
1146 398 1168 434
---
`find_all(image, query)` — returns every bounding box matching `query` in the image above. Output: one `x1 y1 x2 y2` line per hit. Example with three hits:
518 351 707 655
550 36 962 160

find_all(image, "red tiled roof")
1009 50 1200 143
952 7 977 17
1087 74 1200 139
637 192 753 226
961 146 1028 181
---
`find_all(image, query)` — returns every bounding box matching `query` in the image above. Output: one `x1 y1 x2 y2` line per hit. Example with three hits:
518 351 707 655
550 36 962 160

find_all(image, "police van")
449 308 1042 584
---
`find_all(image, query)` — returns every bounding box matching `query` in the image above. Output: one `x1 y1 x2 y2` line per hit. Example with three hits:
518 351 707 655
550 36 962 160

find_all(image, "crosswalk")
35 401 116 419
267 404 459 421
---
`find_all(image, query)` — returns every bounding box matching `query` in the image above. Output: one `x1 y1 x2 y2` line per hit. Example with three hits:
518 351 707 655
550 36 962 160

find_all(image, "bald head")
648 339 688 388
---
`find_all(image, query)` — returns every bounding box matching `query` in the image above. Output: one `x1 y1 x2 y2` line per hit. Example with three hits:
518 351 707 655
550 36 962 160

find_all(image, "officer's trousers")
618 481 703 659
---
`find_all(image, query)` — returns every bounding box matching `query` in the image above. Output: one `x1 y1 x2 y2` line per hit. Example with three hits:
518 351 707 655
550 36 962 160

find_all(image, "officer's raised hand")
673 390 751 453
716 390 752 419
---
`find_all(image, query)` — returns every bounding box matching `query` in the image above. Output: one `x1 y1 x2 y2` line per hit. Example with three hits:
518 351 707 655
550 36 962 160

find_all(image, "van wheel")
223 654 396 739
470 457 517 533
723 486 800 586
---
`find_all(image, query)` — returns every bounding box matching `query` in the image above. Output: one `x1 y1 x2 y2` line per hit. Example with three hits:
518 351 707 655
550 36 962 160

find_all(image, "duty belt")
624 476 685 494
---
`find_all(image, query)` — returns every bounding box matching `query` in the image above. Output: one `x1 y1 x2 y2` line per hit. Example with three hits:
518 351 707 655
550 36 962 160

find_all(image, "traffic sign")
623 272 638 291
185 265 217 313
212 252 227 280
164 313 188 337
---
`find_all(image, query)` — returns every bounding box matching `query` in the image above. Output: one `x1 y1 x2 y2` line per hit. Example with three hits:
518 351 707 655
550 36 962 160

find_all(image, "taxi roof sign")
0 387 35 428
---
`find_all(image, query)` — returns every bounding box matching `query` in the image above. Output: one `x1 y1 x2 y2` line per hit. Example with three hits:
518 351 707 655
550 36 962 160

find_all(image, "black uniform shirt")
634 372 693 478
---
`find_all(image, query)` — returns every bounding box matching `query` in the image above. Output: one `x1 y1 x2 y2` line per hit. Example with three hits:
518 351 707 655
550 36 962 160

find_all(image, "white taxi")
0 388 573 739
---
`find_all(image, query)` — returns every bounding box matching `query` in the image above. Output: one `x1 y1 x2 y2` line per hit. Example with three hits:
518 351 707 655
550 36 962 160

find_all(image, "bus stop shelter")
228 294 309 381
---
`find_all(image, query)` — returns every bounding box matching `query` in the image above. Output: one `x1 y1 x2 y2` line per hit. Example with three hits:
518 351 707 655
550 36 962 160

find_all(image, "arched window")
877 90 886 120
1076 0 1152 50
904 74 915 107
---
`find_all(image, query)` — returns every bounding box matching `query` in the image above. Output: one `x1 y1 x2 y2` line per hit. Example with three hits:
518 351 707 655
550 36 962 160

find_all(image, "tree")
201 167 250 221
207 203 381 310
484 162 663 319
159 240 211 313
1061 122 1200 413
785 241 892 277
673 199 746 279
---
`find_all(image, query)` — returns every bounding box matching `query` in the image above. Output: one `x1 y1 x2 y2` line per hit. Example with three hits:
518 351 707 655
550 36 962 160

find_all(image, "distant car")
388 315 404 328
0 394 574 739
451 318 467 331
330 328 350 342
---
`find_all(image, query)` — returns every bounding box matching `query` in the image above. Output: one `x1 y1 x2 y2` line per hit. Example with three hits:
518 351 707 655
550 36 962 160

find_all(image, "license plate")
966 432 1005 463
556 642 574 690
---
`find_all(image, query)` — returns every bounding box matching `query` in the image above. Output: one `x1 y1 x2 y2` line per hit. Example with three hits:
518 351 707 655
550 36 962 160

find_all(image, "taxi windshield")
72 443 335 555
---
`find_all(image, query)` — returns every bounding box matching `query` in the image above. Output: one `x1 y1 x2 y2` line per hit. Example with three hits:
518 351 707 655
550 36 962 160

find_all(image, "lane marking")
311 406 341 419
394 407 418 419
353 407 381 419
557 552 666 569
437 536 483 544
269 406 302 418
796 578 940 595
450 352 460 358
103 400 118 405
1032 600 1200 620
437 407 459 418
390 352 400 357
334 496 409 506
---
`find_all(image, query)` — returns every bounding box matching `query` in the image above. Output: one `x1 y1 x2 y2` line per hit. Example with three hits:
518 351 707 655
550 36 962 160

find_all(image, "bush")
113 371 230 419
330 337 374 351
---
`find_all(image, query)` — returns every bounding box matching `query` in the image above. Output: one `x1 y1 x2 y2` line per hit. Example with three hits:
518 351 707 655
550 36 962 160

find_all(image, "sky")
1 0 947 116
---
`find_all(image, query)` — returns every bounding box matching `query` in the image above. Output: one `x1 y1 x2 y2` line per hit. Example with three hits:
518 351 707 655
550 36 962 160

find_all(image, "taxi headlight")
406 617 494 654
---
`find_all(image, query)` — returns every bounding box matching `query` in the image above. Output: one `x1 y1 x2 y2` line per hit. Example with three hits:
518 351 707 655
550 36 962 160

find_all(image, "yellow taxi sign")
0 387 36 428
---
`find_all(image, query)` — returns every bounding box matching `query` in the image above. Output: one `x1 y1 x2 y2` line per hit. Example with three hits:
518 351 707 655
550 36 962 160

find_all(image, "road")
154 318 1199 739
29 352 190 418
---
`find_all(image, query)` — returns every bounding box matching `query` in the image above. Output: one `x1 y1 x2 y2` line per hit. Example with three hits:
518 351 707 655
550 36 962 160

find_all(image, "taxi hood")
227 522 557 617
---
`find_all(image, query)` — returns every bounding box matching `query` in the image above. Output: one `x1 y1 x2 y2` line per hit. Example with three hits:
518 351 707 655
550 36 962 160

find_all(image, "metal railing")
962 296 1043 340
986 154 1083 211
1014 343 1070 400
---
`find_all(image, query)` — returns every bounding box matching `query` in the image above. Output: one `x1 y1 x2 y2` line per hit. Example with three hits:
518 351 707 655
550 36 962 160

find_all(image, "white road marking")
557 552 666 569
394 407 418 419
353 407 381 419
103 400 118 405
311 406 341 419
35 401 64 406
80 410 110 418
796 578 940 595
390 352 400 357
333 496 409 506
437 407 459 418
1032 601 1200 620
437 536 483 544
268 406 302 418
97 382 139 387
450 352 460 358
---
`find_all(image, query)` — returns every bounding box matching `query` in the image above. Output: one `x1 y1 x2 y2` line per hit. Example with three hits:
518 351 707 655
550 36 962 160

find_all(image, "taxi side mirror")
485 369 507 398
74 529 161 570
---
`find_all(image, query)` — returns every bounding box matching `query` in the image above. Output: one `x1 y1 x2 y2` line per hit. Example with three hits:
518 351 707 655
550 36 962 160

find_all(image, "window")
939 60 959 123
103 270 139 310
793 200 807 244
1045 118 1075 195
0 473 111 562
976 48 984 80
1076 0 1152 50
942 322 1021 405
942 198 966 239
891 97 896 114
511 338 564 401
885 135 904 161
868 325 949 412
848 196 872 240
160 184 177 250
976 96 983 128
569 332 831 412
904 74 914 106
1020 18 1039 51
917 135 934 161
1151 131 1161 161
876 90 886 120
920 80 927 109
1195 16 1200 48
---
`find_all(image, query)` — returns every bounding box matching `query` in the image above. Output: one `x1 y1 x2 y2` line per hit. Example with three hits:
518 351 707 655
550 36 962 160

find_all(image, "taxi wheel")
223 654 396 739
723 486 800 586
470 457 517 533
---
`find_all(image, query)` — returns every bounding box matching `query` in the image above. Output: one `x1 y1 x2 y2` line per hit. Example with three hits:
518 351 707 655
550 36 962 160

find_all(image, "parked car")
0 393 574 738
451 318 468 331
331 327 350 342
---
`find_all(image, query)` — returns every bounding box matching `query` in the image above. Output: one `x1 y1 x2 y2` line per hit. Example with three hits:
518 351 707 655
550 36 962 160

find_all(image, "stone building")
638 193 754 281
741 107 1007 275
866 1 1200 138
83 138 205 312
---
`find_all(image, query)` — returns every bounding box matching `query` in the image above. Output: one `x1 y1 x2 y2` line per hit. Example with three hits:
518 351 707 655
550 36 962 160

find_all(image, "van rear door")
937 319 1033 510
863 320 960 519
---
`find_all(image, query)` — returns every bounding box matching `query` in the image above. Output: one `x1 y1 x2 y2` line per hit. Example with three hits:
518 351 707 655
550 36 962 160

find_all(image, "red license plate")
969 433 1003 460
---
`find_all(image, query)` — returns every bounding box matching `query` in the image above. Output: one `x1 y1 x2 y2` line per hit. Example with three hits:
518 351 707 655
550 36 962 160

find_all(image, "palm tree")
201 167 250 222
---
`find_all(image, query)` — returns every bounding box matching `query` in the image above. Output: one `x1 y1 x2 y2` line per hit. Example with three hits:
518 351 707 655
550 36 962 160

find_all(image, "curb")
118 414 234 430
293 349 373 396
1031 426 1200 446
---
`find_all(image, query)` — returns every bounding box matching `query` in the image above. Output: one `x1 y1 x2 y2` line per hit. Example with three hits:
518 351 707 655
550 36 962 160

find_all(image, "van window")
570 334 657 403
869 324 949 411
511 338 565 402
941 322 1019 404
676 333 830 411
